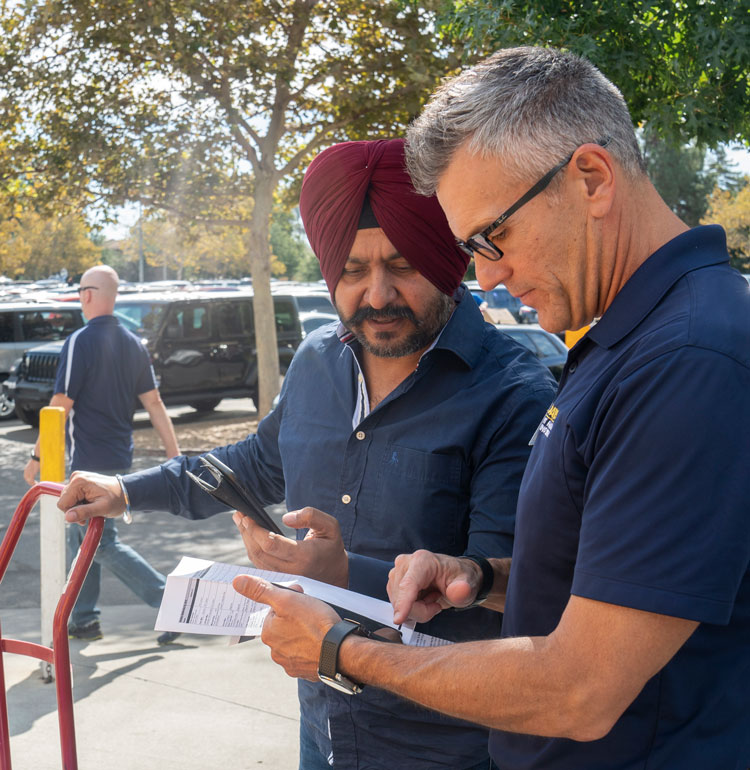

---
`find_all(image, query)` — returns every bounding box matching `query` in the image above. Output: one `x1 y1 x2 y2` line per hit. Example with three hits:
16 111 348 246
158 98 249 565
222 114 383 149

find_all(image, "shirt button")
341 494 352 504
355 431 365 440
569 361 578 373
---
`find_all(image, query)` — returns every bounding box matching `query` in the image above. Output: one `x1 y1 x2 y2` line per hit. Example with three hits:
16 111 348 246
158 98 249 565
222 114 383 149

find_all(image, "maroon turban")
299 138 469 297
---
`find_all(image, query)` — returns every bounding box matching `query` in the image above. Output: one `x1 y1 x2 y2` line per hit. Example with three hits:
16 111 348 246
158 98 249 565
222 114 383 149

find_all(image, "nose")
364 267 398 309
475 255 510 291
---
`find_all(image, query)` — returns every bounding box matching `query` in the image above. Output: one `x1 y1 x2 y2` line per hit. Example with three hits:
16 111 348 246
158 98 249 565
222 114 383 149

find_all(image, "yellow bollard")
39 406 67 678
565 326 590 349
40 406 66 482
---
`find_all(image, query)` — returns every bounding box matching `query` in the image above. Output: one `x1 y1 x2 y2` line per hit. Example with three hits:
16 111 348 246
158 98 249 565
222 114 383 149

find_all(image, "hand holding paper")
233 574 341 682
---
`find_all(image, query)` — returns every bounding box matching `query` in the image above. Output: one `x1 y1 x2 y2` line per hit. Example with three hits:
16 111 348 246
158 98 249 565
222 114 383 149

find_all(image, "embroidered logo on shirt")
530 403 558 445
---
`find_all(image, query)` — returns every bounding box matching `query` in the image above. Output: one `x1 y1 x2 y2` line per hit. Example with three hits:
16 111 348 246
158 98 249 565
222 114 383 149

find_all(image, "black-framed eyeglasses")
455 137 612 262
78 285 100 292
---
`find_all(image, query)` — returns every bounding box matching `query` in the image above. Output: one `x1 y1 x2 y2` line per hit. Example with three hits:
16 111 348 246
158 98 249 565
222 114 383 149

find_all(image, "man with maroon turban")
58 139 555 769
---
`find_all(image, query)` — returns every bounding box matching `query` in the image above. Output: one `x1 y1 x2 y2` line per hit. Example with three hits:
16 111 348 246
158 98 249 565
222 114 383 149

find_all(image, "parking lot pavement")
0 403 300 768
0 437 254 610
0 399 279 610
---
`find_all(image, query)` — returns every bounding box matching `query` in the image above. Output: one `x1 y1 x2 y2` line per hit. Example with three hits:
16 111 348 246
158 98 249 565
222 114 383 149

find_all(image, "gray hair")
406 46 646 195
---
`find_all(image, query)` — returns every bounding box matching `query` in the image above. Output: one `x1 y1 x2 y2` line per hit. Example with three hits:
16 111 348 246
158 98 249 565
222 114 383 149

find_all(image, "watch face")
318 673 362 695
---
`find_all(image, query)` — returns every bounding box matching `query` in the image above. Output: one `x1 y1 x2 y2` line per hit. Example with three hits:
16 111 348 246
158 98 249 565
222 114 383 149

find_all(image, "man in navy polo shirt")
25 265 180 643
226 48 750 769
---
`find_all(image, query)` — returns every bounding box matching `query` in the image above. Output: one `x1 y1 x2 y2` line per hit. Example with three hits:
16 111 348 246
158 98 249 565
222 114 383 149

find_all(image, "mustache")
345 304 418 327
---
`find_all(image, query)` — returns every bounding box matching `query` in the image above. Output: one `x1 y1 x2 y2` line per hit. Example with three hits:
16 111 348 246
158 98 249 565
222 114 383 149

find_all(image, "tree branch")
277 118 353 178
260 0 317 166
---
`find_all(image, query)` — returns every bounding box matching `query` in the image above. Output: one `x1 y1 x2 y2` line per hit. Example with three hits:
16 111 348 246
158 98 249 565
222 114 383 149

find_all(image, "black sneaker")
68 621 103 641
157 631 181 646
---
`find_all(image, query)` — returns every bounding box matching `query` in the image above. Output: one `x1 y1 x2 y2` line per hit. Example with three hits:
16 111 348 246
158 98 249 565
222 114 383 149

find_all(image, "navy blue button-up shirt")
127 288 556 769
492 226 750 769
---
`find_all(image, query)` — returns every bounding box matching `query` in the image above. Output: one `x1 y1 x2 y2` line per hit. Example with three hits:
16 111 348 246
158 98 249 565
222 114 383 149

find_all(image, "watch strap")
460 555 494 608
318 619 367 694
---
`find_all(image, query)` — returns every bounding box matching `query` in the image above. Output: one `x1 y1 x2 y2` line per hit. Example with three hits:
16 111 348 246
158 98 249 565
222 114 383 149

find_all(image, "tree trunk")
247 177 280 418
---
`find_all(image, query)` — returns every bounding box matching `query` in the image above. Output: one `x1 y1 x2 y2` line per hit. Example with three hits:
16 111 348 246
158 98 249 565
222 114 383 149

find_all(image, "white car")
0 300 85 419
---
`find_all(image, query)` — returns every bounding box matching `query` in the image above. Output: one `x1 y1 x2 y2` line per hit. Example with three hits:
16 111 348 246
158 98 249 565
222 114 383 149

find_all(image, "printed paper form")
156 556 451 647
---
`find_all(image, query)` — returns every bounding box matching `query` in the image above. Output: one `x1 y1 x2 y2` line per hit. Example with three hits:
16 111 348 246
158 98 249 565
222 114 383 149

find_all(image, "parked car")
496 323 568 380
4 291 303 425
0 301 85 419
299 311 339 337
272 283 335 314
516 304 539 324
465 281 537 323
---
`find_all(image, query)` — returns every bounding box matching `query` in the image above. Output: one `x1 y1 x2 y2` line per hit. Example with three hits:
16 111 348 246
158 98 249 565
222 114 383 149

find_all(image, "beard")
338 291 455 358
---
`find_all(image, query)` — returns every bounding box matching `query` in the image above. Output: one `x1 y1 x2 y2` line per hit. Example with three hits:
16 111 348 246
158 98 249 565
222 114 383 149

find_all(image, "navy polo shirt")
54 315 157 472
490 225 750 768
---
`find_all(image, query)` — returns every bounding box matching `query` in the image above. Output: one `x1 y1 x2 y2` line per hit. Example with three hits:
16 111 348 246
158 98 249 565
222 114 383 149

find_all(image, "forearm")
125 435 284 519
337 595 697 742
338 632 589 739
146 403 180 458
140 392 180 458
124 459 229 519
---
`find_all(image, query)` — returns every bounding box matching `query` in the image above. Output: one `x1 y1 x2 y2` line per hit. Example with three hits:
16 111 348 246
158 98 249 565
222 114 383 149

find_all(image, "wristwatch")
318 619 370 695
29 450 40 462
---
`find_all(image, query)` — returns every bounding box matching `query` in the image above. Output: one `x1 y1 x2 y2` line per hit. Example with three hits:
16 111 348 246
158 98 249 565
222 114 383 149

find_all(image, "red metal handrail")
0 482 104 770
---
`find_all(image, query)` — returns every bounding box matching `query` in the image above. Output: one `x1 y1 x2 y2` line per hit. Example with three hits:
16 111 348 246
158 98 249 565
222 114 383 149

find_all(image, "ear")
569 143 615 219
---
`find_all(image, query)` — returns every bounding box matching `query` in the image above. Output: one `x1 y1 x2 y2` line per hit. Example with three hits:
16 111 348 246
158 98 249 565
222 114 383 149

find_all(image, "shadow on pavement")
6 646 170 737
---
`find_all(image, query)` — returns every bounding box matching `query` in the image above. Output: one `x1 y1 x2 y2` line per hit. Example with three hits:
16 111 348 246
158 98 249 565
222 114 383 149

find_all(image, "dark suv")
5 291 303 425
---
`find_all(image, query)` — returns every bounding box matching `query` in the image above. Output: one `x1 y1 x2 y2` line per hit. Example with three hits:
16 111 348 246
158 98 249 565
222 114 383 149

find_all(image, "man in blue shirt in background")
58 140 555 769
25 265 181 644
225 48 750 770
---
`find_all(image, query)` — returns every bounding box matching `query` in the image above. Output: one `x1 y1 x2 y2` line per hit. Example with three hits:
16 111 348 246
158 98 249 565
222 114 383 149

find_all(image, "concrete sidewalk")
1 602 300 769
0 421 301 768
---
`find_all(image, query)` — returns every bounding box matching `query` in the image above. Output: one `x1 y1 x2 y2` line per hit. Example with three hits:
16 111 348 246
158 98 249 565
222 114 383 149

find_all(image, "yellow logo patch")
539 404 558 438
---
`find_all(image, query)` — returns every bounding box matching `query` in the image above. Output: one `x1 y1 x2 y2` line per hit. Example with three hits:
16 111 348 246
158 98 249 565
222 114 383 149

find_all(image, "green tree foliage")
702 180 750 271
0 0 460 414
442 0 750 146
641 129 743 227
270 207 315 281
0 211 101 280
114 215 289 280
294 254 324 283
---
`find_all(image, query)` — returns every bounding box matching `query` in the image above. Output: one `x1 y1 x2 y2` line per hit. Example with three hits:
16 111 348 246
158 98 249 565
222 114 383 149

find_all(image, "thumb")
232 574 286 609
444 577 475 608
64 501 103 524
283 507 339 536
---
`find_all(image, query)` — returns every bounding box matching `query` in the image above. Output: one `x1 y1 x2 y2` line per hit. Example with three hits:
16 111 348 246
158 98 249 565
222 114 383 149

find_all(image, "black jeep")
4 291 303 425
